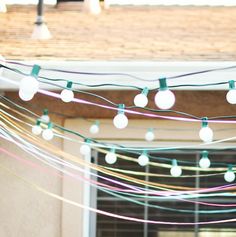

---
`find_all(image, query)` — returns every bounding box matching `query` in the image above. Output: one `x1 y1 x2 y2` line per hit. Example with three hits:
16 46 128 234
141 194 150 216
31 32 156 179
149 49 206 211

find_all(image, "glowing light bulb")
105 149 117 164
40 109 50 123
199 151 210 169
145 128 155 142
199 118 213 143
226 81 236 104
170 159 182 177
134 87 149 108
42 123 54 141
32 120 42 135
18 65 40 101
18 89 34 101
138 152 149 166
60 81 74 103
113 104 128 129
80 141 91 156
89 121 100 134
155 78 175 110
224 167 235 183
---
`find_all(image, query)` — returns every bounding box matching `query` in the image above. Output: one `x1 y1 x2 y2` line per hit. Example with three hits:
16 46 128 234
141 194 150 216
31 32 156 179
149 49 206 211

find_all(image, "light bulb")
40 115 50 123
155 90 175 110
134 90 148 108
170 159 182 177
224 169 235 183
226 89 236 104
226 80 236 104
42 128 54 141
80 143 91 156
89 124 99 134
138 153 149 166
60 89 74 103
32 125 42 135
113 114 128 129
19 76 39 95
199 127 213 143
145 129 155 142
199 157 211 169
105 151 117 164
18 89 34 101
199 151 210 169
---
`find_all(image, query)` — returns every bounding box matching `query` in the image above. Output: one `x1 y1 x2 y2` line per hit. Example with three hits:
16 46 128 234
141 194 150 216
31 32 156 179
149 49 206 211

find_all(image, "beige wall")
0 133 62 237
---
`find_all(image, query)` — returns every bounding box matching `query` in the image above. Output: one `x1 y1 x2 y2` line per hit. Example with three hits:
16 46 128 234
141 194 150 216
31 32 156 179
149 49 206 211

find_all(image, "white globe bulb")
199 127 213 142
226 90 236 104
113 113 128 129
105 152 117 164
89 124 99 134
60 89 74 103
32 125 42 135
145 130 155 142
155 90 175 110
134 93 148 108
224 170 235 183
42 129 54 141
18 89 34 101
80 144 91 156
199 157 211 169
138 154 149 166
170 166 182 177
40 115 50 123
19 76 39 95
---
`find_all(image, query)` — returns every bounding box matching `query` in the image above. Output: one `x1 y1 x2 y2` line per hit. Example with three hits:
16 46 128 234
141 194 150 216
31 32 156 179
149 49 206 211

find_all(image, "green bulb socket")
201 150 209 158
66 81 73 89
228 80 235 90
201 117 208 128
159 78 168 91
30 64 41 78
118 104 125 115
47 122 53 129
94 120 100 126
110 148 116 153
36 119 41 126
142 150 148 156
147 128 154 132
172 159 178 166
141 87 149 96
228 165 233 172
43 109 49 116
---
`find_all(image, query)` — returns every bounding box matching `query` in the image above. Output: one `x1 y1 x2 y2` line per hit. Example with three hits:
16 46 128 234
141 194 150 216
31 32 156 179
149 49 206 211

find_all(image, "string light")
18 65 40 101
170 159 182 177
224 165 235 183
155 78 175 110
145 128 155 142
105 149 117 164
113 104 128 129
133 87 149 108
226 80 236 104
199 150 211 169
40 109 50 123
199 117 213 143
137 151 149 167
80 139 91 156
89 120 100 134
60 81 74 103
42 122 54 141
32 119 42 135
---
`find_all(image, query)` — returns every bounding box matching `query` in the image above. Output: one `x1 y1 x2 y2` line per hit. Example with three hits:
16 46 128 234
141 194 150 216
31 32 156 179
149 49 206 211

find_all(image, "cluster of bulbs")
31 110 54 141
